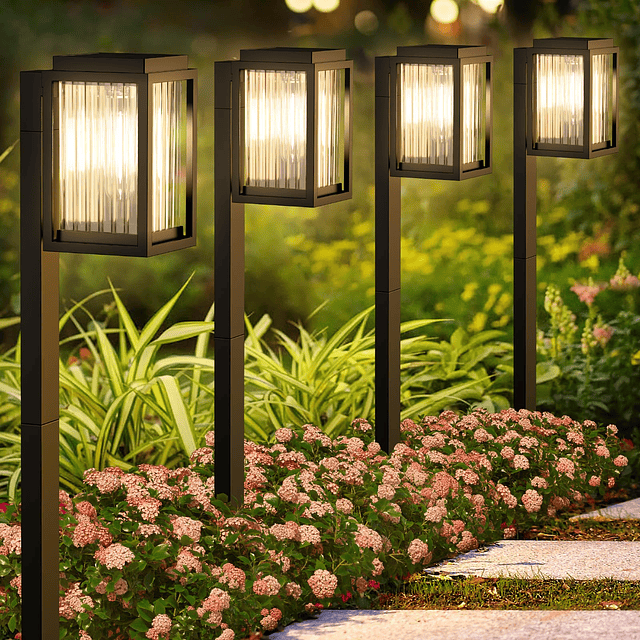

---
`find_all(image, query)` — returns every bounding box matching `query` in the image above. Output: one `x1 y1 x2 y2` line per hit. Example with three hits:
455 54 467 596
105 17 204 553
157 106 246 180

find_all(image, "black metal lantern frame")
387 45 492 181
230 47 352 207
40 53 197 256
526 38 618 159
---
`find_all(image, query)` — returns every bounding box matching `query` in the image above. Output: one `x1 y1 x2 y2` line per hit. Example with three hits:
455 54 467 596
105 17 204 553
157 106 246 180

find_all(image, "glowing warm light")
313 0 340 12
317 68 343 187
430 0 459 25
592 53 613 145
462 64 485 164
476 0 503 14
285 0 313 13
534 54 584 146
58 81 138 234
398 61 485 167
244 70 307 190
152 81 185 232
243 67 344 191
398 64 454 166
354 10 379 34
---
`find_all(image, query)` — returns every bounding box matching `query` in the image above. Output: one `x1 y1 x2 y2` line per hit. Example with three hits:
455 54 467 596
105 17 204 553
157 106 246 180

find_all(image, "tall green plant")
0 276 216 504
0 285 520 506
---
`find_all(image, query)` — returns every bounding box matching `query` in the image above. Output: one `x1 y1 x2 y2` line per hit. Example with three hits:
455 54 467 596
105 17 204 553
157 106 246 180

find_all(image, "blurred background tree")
0 0 638 364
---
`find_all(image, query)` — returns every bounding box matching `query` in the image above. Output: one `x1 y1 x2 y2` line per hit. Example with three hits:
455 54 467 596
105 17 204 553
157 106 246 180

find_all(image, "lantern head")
41 53 197 256
528 38 618 159
230 48 352 207
388 44 492 181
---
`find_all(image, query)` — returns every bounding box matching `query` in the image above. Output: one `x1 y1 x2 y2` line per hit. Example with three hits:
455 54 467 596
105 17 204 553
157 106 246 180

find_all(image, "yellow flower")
468 312 487 333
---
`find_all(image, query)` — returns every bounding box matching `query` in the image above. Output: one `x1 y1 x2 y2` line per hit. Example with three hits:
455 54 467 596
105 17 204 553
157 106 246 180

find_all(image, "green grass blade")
136 274 194 351
155 375 197 457
94 322 125 397
108 278 140 351
151 321 215 346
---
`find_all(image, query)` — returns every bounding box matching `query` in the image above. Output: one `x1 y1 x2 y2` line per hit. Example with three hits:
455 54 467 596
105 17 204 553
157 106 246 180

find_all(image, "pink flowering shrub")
537 256 640 447
0 409 628 639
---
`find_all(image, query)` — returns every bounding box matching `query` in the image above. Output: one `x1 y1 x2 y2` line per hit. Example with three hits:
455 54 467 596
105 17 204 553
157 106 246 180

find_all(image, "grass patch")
374 575 640 611
371 486 640 611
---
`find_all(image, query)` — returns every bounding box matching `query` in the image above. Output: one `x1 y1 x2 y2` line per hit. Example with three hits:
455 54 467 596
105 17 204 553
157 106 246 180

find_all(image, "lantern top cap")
532 37 614 50
52 53 190 73
239 47 347 64
396 44 488 59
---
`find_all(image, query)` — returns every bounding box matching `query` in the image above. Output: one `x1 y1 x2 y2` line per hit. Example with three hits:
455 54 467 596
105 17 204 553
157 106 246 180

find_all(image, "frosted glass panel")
317 68 344 188
462 63 485 165
592 53 613 146
534 54 584 146
243 69 307 190
152 81 186 232
57 81 138 234
398 63 454 166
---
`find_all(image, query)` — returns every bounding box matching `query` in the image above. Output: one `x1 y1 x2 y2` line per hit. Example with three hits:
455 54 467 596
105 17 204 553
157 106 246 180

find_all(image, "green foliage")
0 283 519 505
243 306 514 444
0 277 217 503
536 256 640 442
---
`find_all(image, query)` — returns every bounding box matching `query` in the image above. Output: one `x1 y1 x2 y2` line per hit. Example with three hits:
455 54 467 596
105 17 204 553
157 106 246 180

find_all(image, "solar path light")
375 45 492 453
513 38 618 410
214 47 352 506
21 52 197 639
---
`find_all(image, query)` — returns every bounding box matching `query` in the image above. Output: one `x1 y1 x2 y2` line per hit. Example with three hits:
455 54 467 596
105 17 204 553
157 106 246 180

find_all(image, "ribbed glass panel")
462 63 485 165
534 54 584 146
152 81 185 232
243 69 307 190
317 68 344 188
57 81 138 234
398 63 454 166
592 53 612 145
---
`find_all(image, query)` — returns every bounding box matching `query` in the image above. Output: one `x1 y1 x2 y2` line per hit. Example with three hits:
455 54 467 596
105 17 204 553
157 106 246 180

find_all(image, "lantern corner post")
374 55 402 455
214 59 246 509
513 46 538 412
20 69 61 640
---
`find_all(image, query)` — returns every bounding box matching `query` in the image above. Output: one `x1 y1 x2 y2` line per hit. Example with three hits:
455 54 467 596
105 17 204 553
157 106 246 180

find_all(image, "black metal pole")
214 61 245 508
374 57 402 453
513 48 537 410
20 71 61 640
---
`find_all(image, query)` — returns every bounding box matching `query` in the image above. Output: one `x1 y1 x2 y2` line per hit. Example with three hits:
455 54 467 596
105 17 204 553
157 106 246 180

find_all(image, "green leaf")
151 321 215 346
136 274 194 352
536 361 561 384
155 375 197 456
0 317 19 331
94 321 125 397
0 139 18 164
108 279 140 351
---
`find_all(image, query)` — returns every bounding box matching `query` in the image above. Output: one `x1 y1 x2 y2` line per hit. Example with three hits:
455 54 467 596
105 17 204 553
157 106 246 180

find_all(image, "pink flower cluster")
407 538 432 564
521 489 543 513
307 569 338 599
0 408 629 639
571 281 606 306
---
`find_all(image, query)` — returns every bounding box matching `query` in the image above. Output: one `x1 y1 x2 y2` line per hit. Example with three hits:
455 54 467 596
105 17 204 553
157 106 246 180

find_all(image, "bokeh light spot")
477 0 503 13
286 0 313 13
430 0 459 24
354 10 379 35
313 0 340 13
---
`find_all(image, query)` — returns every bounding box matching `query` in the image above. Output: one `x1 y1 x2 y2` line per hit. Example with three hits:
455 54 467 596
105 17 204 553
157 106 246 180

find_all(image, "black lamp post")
375 45 492 452
21 53 197 639
214 48 352 506
513 38 618 410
